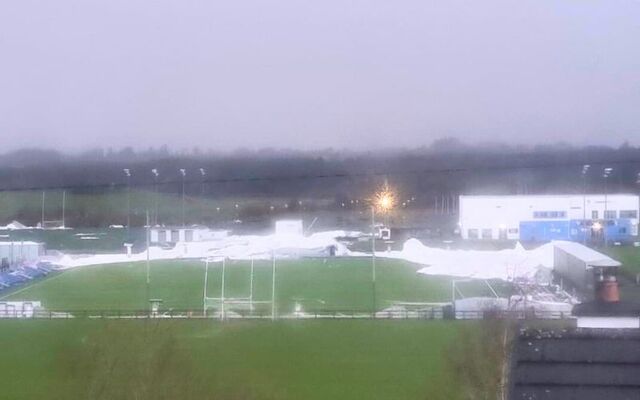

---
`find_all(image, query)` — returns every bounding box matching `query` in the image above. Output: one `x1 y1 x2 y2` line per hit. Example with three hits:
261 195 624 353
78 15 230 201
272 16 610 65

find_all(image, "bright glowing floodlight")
592 221 602 231
374 186 396 213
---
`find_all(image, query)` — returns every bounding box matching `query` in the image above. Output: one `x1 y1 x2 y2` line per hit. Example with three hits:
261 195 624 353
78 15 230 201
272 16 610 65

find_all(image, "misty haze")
1 1 639 152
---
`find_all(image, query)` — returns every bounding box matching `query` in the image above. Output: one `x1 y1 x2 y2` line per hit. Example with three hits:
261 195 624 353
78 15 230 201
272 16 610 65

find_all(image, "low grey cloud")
1 0 639 152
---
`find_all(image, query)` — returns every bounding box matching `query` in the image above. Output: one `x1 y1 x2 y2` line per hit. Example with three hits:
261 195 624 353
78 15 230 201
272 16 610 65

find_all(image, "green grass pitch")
0 258 509 400
2 257 511 313
0 319 485 400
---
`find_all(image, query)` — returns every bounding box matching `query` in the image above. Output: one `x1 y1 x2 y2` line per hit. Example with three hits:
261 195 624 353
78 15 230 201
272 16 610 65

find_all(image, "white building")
150 227 229 244
459 194 639 242
275 220 304 236
0 241 46 265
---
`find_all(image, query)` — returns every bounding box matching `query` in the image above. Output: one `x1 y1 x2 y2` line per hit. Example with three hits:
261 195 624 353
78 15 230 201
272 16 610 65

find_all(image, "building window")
604 210 617 219
533 211 567 219
481 229 492 239
508 228 519 234
498 229 507 240
592 210 598 219
620 210 638 219
468 229 478 239
619 227 627 234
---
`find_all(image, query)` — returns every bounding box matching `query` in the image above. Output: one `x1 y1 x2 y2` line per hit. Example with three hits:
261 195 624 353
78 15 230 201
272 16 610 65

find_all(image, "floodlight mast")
180 168 186 227
151 169 159 226
220 257 226 321
637 173 640 220
146 211 150 309
369 183 396 314
250 257 254 310
271 252 276 321
581 165 590 245
199 168 206 195
123 168 131 236
203 258 209 315
371 205 376 315
603 167 613 247
62 190 66 229
41 191 45 229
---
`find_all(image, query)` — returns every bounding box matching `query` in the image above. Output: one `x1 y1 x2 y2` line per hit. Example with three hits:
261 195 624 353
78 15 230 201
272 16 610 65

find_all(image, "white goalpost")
203 256 275 320
40 190 67 229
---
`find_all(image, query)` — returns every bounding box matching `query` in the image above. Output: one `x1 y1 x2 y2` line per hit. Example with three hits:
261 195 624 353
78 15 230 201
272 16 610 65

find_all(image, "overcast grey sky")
1 1 639 152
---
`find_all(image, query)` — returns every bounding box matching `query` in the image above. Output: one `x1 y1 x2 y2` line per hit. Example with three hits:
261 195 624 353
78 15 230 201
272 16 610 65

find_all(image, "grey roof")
511 328 640 400
553 240 621 268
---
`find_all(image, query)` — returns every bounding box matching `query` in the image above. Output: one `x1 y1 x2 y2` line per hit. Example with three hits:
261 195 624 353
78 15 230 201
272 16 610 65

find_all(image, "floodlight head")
373 186 396 213
592 221 603 231
151 168 159 177
199 168 206 176
582 164 590 174
123 168 131 177
179 168 186 176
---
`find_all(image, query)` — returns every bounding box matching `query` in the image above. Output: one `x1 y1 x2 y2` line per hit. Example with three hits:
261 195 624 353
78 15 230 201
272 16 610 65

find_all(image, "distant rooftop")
460 193 638 198
0 241 44 246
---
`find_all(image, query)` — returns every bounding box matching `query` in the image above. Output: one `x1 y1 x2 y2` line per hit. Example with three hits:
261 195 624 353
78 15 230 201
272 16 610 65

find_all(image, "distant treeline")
1 139 640 206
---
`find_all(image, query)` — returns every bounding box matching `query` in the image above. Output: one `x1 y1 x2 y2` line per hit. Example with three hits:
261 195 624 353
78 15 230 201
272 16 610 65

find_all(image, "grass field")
0 319 504 400
2 258 511 313
603 246 640 276
0 189 323 230
0 252 509 399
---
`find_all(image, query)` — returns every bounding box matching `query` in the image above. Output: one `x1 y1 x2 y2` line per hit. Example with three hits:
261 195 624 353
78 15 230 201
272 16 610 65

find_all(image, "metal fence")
0 308 575 321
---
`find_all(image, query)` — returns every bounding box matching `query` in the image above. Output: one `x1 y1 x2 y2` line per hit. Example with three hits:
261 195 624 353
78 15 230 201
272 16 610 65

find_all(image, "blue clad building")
459 194 639 243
